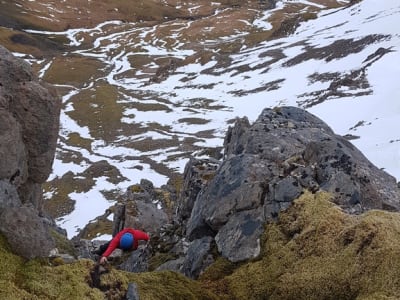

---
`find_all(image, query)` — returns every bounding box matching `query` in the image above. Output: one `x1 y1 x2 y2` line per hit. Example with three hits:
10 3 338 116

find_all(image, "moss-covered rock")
203 191 400 299
5 190 400 299
0 233 218 299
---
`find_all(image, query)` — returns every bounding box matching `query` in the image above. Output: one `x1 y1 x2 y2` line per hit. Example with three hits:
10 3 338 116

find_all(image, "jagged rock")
119 246 150 273
186 154 268 240
73 238 106 260
176 158 219 223
181 236 214 279
112 203 126 236
215 208 264 263
126 179 157 203
91 107 400 275
128 200 169 234
114 180 169 236
184 106 400 263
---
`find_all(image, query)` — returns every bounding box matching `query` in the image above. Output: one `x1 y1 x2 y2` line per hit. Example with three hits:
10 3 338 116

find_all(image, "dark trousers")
94 241 111 256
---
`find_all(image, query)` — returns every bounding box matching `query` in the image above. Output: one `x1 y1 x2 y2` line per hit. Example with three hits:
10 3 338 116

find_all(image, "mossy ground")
200 191 400 300
0 234 218 300
5 191 400 299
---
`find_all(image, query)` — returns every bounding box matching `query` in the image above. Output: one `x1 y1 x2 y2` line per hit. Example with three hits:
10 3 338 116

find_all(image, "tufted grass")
0 234 218 300
200 191 400 299
5 190 400 299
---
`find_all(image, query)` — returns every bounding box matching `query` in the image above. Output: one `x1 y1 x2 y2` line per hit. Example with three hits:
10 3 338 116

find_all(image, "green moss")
7 189 400 299
0 235 103 299
50 230 76 257
200 257 237 282
18 259 104 299
124 271 219 300
221 191 400 300
0 235 27 299
148 253 178 271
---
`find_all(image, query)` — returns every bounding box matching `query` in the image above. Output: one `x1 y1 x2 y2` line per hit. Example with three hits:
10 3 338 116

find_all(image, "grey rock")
0 46 61 259
303 137 400 212
215 209 264 263
119 246 150 273
53 253 76 264
127 200 169 234
181 236 214 279
0 45 60 210
0 180 21 208
112 203 126 236
176 157 219 222
123 180 169 235
126 282 140 300
184 106 400 263
156 257 185 272
106 106 400 271
0 111 28 187
264 176 302 220
0 206 55 259
186 155 269 240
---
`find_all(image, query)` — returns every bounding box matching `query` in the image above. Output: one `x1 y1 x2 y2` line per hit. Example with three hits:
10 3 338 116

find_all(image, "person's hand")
100 256 108 265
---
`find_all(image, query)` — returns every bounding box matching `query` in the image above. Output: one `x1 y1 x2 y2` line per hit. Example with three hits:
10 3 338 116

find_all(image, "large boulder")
0 198 56 259
185 106 400 263
0 45 61 258
0 45 60 210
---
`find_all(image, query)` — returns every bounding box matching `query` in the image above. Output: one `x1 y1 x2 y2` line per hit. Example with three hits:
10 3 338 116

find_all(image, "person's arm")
102 231 124 258
133 229 149 249
133 230 150 241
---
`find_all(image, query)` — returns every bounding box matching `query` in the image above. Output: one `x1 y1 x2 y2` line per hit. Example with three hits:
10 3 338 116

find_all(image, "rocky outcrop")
0 45 61 258
142 106 399 278
181 107 400 265
112 179 170 237
77 106 400 279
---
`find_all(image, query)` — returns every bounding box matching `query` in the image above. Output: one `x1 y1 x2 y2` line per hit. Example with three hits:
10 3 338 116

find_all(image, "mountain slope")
2 0 399 237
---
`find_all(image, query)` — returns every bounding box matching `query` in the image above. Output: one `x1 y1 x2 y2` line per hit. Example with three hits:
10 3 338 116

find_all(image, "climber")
93 228 150 264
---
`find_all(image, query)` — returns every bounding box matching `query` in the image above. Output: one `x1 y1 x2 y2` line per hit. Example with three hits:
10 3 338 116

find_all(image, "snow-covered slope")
21 0 400 237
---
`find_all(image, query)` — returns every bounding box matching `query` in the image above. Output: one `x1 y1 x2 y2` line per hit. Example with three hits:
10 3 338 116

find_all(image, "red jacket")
102 228 149 258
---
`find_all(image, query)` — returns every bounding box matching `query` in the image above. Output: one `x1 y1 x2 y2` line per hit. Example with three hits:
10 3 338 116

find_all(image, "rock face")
159 106 400 276
76 106 400 279
0 45 61 258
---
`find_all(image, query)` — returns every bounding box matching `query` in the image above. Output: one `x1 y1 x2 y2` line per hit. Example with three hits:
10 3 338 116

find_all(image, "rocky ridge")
2 43 400 299
0 0 360 231
2 1 400 299
98 106 400 279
